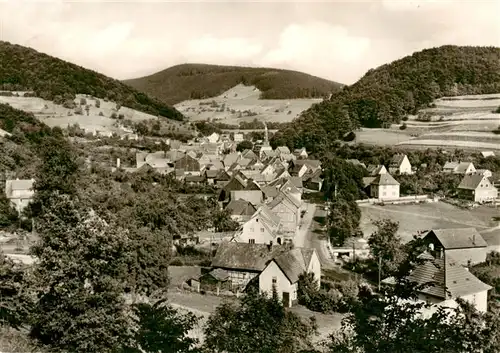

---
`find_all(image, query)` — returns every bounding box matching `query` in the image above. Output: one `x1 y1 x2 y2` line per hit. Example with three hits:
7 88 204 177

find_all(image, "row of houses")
351 156 498 203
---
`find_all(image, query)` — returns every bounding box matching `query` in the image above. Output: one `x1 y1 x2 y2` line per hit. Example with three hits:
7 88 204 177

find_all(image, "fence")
356 195 436 205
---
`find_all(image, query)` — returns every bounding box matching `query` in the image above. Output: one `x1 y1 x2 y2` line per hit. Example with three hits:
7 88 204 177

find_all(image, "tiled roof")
267 190 301 210
262 185 279 199
362 177 376 188
205 170 219 178
371 173 399 186
390 154 406 167
8 179 34 191
254 205 281 227
481 228 500 246
425 228 487 249
206 268 230 282
409 252 491 299
274 248 306 284
456 162 474 173
276 146 291 154
226 199 257 216
212 242 290 272
458 174 490 190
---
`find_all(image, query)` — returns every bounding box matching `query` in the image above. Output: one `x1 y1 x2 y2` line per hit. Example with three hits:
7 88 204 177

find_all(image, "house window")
272 277 277 285
260 228 265 233
249 239 255 244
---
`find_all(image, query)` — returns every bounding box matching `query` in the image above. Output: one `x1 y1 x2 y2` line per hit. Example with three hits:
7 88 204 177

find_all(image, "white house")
211 242 321 307
368 173 400 200
457 174 498 203
474 169 493 178
207 132 220 143
443 161 476 175
259 247 321 307
388 154 413 175
233 133 244 142
267 191 301 240
232 205 283 245
5 179 35 213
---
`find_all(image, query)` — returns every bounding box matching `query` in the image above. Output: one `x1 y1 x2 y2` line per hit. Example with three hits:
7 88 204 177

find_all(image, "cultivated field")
355 93 500 150
359 201 499 243
174 84 323 125
0 93 188 135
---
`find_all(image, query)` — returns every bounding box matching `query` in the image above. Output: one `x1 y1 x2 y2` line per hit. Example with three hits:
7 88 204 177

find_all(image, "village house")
443 161 476 175
5 179 35 213
232 205 282 244
422 228 488 266
457 173 498 203
406 252 491 315
474 169 493 178
174 154 202 176
206 132 220 143
481 151 495 158
233 133 244 142
367 173 400 200
225 199 258 224
293 147 308 159
302 169 323 192
388 154 413 175
218 175 264 206
211 242 321 307
136 151 171 169
268 177 302 203
267 190 302 240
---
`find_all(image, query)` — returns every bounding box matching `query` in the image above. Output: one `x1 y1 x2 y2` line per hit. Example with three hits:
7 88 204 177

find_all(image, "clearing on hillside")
175 84 323 125
0 93 190 136
354 93 500 151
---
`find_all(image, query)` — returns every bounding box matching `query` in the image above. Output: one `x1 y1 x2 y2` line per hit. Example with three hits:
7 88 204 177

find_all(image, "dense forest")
124 63 343 105
0 41 184 120
272 45 500 153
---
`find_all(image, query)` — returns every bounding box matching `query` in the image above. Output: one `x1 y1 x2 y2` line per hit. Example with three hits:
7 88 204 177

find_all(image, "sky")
0 0 499 85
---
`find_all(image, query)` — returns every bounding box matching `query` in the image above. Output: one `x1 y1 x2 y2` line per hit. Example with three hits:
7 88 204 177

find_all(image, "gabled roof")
362 177 376 188
389 154 407 167
241 149 257 159
223 176 247 192
371 173 399 186
443 161 459 170
481 228 500 247
456 162 474 173
276 146 291 154
7 179 34 191
205 268 230 282
211 242 289 272
273 248 306 284
254 204 281 227
244 179 262 191
262 185 280 199
424 228 488 249
205 169 219 178
481 151 495 158
458 174 491 190
409 252 491 299
267 190 301 210
215 169 231 181
226 199 258 216
367 164 387 176
223 152 240 167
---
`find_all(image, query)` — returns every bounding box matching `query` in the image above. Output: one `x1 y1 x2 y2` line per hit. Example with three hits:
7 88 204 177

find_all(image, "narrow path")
294 202 317 248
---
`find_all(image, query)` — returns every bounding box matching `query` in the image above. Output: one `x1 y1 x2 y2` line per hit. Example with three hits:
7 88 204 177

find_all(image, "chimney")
116 158 121 169
472 233 476 246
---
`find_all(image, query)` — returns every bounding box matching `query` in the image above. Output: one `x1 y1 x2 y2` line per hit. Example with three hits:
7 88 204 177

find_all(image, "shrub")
95 99 100 108
494 106 500 114
80 97 87 105
169 258 184 266
343 131 356 142
98 111 104 116
400 123 407 130
74 106 83 115
401 116 409 121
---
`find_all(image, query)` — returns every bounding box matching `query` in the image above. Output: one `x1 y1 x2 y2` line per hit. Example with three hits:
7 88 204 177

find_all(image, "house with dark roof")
422 228 488 266
293 147 308 159
289 160 322 178
388 154 413 175
367 164 388 176
225 199 258 224
211 242 321 307
303 169 323 192
367 173 400 200
232 205 282 245
174 155 202 175
407 252 491 315
457 173 498 203
218 175 264 206
5 179 35 213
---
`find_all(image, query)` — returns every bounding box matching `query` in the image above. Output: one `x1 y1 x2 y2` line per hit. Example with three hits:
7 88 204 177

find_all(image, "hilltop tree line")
124 63 342 105
0 41 184 121
272 45 500 153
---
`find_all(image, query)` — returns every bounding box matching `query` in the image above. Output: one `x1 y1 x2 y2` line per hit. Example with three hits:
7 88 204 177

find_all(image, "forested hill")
271 45 500 153
0 41 184 121
123 63 343 105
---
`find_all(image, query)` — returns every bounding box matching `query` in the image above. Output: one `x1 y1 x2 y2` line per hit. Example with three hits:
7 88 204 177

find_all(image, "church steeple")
263 122 269 146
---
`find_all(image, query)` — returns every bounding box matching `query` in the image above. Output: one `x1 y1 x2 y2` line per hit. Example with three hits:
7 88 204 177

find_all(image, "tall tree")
124 298 200 353
328 198 360 247
203 290 318 353
29 194 133 353
368 219 405 277
0 251 30 329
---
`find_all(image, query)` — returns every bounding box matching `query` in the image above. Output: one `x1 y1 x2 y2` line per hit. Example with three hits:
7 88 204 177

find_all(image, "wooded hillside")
272 45 500 153
124 63 343 105
0 41 184 120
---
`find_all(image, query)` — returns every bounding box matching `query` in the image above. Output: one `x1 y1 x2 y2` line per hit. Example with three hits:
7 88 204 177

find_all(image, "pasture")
174 84 322 125
359 201 499 243
354 93 500 150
